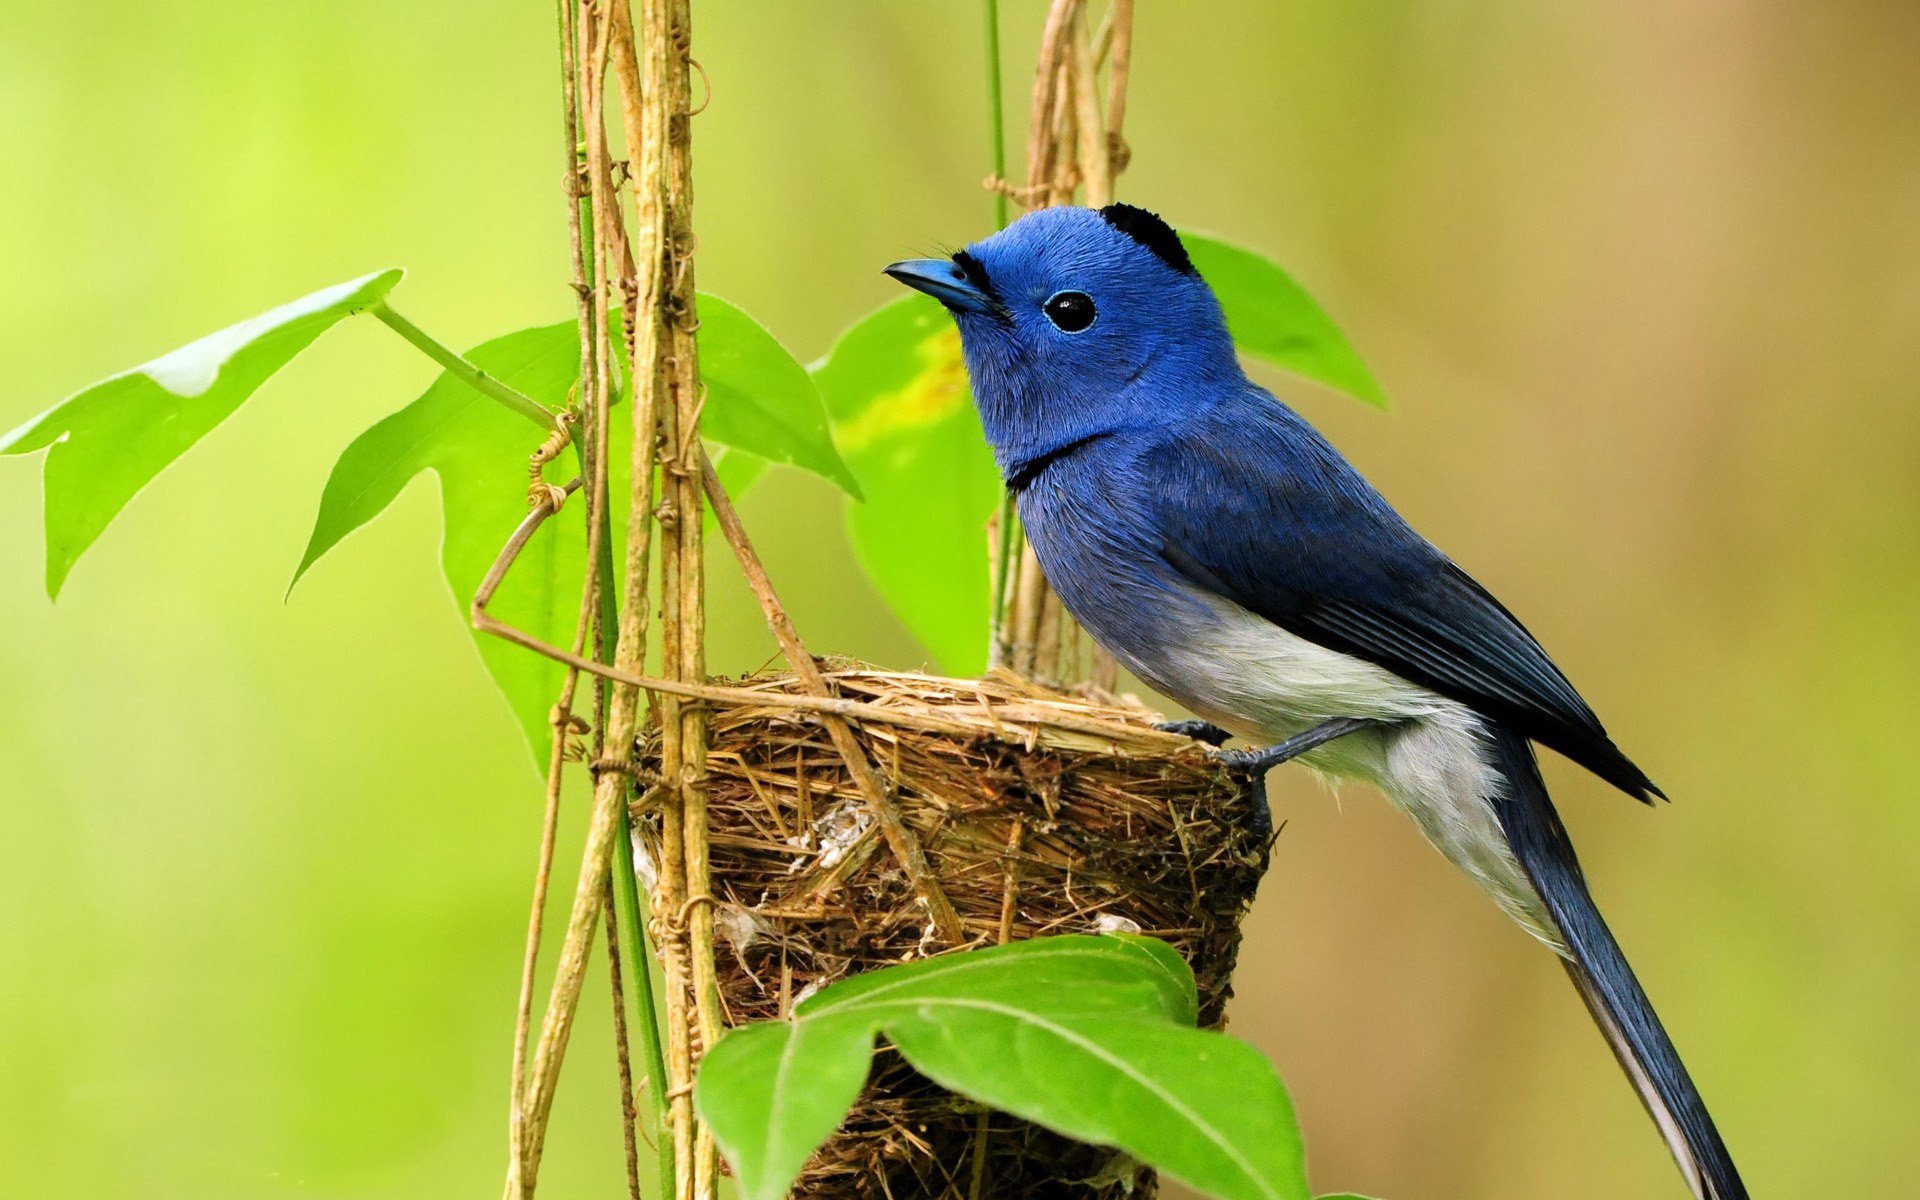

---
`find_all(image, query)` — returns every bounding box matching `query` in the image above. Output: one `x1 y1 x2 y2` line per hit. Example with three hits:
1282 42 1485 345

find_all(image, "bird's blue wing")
1142 397 1661 801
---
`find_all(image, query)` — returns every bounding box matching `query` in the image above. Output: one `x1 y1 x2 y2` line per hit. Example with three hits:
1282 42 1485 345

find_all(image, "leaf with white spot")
2 270 403 596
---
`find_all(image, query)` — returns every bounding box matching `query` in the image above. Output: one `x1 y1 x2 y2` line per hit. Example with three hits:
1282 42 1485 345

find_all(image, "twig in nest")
700 450 969 944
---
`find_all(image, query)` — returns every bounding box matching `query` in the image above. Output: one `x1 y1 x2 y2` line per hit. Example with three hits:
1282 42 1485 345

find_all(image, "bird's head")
886 204 1241 479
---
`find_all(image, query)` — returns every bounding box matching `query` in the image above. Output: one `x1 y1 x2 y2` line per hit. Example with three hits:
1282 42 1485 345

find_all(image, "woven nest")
635 665 1271 1200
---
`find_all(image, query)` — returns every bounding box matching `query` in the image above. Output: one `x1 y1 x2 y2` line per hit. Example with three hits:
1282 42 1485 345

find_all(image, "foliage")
0 270 403 598
290 320 605 759
6 219 1385 1197
699 295 861 497
290 306 837 763
1184 233 1388 410
811 295 998 674
697 935 1312 1200
4 280 848 766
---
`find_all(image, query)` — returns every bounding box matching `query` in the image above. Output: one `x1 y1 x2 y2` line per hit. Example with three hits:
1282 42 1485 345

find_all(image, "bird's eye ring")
1042 290 1097 333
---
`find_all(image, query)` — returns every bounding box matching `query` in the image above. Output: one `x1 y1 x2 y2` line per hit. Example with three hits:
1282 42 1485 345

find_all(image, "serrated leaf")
2 269 403 596
1184 234 1388 409
812 295 999 674
697 935 1305 1200
698 294 860 497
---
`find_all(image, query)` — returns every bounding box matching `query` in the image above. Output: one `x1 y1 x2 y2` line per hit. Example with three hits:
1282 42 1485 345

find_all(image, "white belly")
1136 589 1560 947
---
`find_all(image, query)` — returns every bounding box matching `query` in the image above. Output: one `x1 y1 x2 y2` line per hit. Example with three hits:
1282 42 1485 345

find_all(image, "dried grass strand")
645 668 1269 1199
701 453 967 944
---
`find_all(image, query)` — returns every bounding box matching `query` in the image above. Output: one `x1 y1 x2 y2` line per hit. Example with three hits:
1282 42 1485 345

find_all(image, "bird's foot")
1209 717 1380 840
1211 716 1377 776
1154 718 1234 747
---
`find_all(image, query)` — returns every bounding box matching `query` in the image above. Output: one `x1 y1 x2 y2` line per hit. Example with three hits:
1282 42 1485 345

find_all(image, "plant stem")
371 303 559 432
571 0 672 1180
984 0 1020 655
984 0 1009 231
581 444 676 1168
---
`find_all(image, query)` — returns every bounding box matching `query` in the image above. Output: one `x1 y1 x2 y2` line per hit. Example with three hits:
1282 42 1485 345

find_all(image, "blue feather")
889 203 1744 1196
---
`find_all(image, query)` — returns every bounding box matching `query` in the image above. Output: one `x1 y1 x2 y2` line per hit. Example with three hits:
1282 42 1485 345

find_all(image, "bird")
885 203 1747 1199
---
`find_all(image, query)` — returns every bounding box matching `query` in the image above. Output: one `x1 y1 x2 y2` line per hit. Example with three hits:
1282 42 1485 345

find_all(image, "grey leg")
1214 716 1376 775
1211 717 1379 839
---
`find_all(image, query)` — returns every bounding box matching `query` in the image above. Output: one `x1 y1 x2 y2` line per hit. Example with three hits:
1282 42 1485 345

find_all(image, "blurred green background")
5 2 1917 1197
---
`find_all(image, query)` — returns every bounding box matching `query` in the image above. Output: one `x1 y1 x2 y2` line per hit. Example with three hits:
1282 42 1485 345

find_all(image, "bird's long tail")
1486 724 1748 1200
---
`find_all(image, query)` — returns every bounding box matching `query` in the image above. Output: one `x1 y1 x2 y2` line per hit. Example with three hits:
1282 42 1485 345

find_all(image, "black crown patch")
1097 203 1196 277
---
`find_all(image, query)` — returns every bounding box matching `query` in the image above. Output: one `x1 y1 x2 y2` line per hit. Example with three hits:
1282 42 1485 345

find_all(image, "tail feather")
1486 724 1748 1200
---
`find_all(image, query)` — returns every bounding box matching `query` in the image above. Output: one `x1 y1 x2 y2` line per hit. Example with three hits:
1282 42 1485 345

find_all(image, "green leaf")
693 1011 879 1200
291 321 602 764
294 302 814 767
697 935 1307 1200
812 295 999 674
891 1013 1305 1200
1184 234 1388 409
707 445 767 501
2 269 403 596
799 930 1197 1025
698 294 860 497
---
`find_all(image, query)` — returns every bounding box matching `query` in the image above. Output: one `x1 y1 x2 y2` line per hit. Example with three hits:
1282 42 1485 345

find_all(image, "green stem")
613 798 670 1143
572 256 673 1169
983 0 1020 648
372 303 559 432
590 453 675 1150
984 0 1009 232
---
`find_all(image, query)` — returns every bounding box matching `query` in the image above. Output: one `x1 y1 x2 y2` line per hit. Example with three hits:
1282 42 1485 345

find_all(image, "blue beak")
884 257 998 315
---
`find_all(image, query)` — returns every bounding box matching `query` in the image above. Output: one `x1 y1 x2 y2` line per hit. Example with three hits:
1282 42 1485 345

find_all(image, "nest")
636 666 1270 1200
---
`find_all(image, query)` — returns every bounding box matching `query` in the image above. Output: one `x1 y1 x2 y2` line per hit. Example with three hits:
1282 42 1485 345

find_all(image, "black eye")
1042 290 1097 333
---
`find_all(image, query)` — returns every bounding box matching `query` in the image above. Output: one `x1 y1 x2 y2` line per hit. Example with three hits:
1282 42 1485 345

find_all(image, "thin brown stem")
1068 14 1111 206
1000 0 1141 683
1103 0 1134 157
698 454 968 943
515 0 677 1184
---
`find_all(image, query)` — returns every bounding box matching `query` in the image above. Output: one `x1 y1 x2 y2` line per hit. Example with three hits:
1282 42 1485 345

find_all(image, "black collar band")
1004 431 1110 494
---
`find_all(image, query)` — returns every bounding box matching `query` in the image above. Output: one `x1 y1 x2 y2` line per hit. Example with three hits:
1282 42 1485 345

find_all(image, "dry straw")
642 667 1268 1199
477 2 1273 1198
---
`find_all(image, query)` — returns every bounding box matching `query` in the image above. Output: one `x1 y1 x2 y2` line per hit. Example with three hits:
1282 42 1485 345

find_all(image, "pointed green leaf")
697 294 860 496
696 1012 879 1200
812 295 999 674
698 936 1303 1200
2 269 403 596
291 321 602 765
1184 234 1388 409
890 1012 1306 1200
296 308 795 768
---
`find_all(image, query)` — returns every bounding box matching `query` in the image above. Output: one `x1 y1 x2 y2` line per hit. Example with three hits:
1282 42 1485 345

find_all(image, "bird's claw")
1209 716 1378 777
1163 717 1377 841
1211 746 1273 772
1155 718 1234 746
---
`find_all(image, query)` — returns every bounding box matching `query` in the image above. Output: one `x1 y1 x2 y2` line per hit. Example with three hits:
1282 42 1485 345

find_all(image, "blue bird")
887 204 1746 1199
